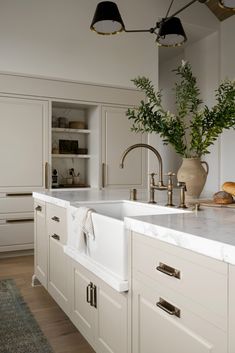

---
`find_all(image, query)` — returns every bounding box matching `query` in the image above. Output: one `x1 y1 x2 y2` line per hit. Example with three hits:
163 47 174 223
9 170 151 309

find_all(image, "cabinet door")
102 106 147 188
132 279 227 353
34 200 47 288
70 263 95 346
95 279 128 353
229 264 235 353
48 234 69 313
0 97 49 192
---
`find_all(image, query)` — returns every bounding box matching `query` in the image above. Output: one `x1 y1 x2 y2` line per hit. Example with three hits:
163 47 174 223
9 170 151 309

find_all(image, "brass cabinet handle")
35 205 42 212
86 283 92 305
51 233 60 241
51 216 60 222
6 193 32 197
45 162 49 189
91 283 97 308
156 298 180 318
102 163 105 188
6 218 34 224
156 262 180 279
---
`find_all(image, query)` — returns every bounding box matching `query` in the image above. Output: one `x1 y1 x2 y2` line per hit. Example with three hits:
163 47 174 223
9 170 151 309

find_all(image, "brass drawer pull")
102 163 105 188
6 218 34 224
6 193 32 197
51 233 60 241
51 216 60 222
156 298 180 318
86 283 92 304
91 283 97 308
35 205 42 212
156 262 180 279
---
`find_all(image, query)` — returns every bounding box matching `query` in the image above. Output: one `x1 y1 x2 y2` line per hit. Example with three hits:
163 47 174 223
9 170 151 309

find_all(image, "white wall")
0 0 159 88
185 32 220 196
0 0 224 187
220 16 235 184
159 16 235 197
158 31 221 193
158 53 184 176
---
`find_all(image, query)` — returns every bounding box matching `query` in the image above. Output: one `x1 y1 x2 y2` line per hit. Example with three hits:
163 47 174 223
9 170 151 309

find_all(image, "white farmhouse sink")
72 200 186 281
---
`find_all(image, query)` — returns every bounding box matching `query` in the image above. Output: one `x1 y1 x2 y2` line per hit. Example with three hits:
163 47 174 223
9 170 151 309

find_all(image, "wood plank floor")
0 255 95 353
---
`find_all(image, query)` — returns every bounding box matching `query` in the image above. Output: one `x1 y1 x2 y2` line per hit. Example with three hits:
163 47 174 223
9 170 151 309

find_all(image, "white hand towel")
67 206 95 252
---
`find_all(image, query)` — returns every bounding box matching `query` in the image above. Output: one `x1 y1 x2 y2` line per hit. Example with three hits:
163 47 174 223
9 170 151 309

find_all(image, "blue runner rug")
0 278 54 353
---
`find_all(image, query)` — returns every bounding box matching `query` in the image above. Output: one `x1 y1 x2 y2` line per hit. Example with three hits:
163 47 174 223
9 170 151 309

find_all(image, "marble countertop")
33 189 235 265
125 206 235 265
33 188 150 207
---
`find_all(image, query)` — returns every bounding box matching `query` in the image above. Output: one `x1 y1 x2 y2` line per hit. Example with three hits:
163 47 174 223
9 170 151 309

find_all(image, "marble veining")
125 207 235 264
33 189 235 265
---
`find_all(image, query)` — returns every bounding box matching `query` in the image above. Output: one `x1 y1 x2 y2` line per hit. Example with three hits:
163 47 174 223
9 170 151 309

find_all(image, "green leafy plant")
127 61 235 158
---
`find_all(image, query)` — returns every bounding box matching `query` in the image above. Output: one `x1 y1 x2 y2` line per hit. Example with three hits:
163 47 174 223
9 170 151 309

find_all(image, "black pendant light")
90 1 125 35
90 0 213 47
157 17 187 47
219 0 235 9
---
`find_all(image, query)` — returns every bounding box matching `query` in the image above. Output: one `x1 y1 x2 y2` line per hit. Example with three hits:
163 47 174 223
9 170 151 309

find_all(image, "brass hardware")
35 205 42 212
156 262 180 279
102 163 105 188
192 202 201 211
86 283 92 304
51 216 60 222
165 172 175 207
177 181 188 209
45 162 49 189
51 233 60 241
130 188 137 201
119 144 166 203
6 193 32 197
6 218 34 223
156 298 181 318
91 283 97 308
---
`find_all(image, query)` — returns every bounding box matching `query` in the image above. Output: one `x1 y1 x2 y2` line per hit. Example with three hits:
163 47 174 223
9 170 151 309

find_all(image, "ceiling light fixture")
219 0 235 9
90 0 209 47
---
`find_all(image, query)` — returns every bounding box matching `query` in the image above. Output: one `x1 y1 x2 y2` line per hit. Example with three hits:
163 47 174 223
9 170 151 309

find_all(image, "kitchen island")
33 189 235 353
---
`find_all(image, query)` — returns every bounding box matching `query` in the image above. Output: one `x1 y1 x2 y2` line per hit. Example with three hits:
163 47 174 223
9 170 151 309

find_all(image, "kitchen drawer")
34 199 45 216
132 232 228 328
0 194 33 213
132 278 227 353
0 217 34 250
47 203 67 245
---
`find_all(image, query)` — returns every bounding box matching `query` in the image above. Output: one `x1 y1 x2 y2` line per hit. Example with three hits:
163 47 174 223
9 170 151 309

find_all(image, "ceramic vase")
177 158 209 200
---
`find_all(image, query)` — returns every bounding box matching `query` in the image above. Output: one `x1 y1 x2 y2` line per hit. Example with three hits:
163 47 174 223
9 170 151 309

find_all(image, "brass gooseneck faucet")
119 143 167 203
120 143 165 187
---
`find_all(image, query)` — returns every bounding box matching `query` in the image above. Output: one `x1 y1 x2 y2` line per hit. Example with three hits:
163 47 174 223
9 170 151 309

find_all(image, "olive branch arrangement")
127 61 235 158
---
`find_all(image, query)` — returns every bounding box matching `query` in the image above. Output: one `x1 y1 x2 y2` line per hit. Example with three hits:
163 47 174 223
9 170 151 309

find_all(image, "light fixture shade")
219 0 235 9
90 1 125 35
156 17 187 47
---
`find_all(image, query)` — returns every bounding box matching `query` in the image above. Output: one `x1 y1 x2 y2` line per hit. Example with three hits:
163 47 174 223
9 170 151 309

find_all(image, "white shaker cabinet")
229 264 235 353
0 97 49 252
47 203 69 314
34 199 47 288
101 106 147 188
132 232 228 353
0 96 49 192
69 260 128 353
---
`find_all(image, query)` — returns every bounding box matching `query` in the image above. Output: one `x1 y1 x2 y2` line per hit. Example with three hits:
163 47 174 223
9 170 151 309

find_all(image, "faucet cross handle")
165 172 176 185
177 181 187 191
149 172 157 187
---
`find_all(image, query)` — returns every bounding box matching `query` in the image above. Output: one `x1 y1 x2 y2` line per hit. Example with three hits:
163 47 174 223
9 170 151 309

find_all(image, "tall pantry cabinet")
0 73 145 253
0 96 49 252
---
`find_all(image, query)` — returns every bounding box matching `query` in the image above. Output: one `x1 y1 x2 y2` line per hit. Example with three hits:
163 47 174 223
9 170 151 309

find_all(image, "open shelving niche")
51 101 100 189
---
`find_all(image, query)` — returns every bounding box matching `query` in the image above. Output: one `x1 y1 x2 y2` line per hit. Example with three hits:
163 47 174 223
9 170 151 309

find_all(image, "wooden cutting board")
200 199 235 208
